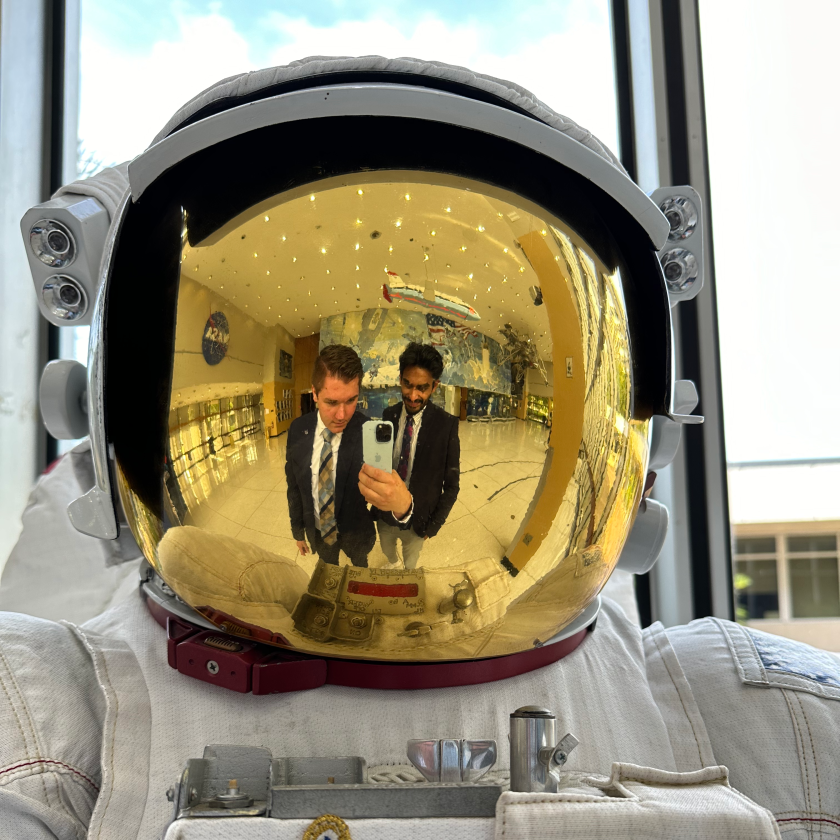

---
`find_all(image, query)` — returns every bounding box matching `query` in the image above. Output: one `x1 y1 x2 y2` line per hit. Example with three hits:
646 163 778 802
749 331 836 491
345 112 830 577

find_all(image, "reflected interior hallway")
175 417 550 575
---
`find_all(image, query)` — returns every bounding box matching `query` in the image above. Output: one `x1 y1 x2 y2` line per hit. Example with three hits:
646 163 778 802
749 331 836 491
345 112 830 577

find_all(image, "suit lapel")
410 404 437 487
334 415 360 515
294 412 317 469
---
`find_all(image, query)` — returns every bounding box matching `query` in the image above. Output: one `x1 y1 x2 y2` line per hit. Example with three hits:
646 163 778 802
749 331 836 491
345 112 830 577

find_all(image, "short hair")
399 342 444 380
312 344 363 393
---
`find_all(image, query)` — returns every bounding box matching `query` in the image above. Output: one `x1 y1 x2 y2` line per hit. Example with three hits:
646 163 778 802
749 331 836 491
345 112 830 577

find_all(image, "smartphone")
362 420 394 469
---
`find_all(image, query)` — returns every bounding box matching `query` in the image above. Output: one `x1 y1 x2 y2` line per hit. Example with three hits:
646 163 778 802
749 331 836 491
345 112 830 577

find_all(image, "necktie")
397 414 414 481
318 428 337 545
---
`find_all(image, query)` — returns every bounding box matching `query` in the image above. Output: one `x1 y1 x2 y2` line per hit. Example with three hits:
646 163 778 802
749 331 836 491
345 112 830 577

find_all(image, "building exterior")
728 460 840 651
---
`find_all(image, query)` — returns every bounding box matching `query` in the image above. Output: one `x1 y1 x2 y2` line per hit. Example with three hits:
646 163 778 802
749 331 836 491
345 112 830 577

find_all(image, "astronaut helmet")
26 56 703 692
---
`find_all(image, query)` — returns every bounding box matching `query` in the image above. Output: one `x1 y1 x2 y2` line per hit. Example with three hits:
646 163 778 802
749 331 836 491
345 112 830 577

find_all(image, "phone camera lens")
375 423 392 443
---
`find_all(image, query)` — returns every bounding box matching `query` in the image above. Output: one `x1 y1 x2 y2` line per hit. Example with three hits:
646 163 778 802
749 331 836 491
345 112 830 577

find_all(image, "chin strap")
144 594 591 694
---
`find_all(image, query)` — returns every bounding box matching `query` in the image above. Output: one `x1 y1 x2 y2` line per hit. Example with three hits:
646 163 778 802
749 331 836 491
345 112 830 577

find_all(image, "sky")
78 0 619 166
75 0 840 466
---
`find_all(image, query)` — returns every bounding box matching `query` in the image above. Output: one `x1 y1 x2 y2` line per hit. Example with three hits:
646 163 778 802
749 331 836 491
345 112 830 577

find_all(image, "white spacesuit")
2 57 837 840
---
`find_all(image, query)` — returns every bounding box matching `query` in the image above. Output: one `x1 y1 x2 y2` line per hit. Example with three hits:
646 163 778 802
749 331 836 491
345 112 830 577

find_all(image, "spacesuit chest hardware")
165 744 504 825
166 712 577 827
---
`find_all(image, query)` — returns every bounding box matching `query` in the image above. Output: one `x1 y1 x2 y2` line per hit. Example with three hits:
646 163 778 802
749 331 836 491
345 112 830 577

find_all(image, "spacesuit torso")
1 580 837 838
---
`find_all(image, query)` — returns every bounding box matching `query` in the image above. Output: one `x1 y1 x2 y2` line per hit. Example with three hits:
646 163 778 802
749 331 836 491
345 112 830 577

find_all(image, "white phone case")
362 420 394 469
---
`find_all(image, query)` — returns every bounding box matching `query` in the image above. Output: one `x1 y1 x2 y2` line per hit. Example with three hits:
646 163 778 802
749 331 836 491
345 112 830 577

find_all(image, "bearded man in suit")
285 344 375 567
359 342 460 569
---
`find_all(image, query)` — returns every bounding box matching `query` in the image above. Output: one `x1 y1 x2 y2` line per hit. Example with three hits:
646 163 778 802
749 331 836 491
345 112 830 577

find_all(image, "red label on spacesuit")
346 581 419 598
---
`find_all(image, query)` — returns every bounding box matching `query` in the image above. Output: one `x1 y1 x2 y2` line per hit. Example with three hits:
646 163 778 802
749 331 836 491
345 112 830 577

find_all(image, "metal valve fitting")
509 706 579 792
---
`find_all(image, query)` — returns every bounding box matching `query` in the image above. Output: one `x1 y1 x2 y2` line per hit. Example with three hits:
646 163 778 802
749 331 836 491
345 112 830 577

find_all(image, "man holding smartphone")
359 342 460 569
285 344 376 566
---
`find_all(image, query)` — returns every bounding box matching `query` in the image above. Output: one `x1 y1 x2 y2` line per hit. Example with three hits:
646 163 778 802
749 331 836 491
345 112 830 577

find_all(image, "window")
788 535 840 619
733 527 840 650
734 535 779 621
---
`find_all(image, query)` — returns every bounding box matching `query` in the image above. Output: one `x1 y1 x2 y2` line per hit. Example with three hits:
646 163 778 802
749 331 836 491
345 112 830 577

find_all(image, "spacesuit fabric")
83 594 698 838
668 620 840 840
1 586 836 836
0 589 755 840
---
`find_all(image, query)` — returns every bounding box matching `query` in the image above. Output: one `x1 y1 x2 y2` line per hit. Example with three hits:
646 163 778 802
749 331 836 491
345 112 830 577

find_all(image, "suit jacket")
381 401 460 538
285 410 375 552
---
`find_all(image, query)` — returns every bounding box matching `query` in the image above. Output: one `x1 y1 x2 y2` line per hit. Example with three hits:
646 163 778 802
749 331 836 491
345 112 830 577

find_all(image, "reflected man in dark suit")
285 345 374 566
359 342 460 569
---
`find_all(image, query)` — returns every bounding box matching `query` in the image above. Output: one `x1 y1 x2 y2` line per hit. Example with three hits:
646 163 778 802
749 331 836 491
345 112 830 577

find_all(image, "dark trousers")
307 528 370 567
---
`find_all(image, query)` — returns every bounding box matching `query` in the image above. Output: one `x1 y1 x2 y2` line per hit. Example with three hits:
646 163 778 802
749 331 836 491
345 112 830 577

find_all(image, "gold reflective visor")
116 170 649 661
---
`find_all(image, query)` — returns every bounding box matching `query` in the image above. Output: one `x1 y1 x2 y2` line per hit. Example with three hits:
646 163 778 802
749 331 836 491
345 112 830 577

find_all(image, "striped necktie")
397 414 415 481
317 428 338 545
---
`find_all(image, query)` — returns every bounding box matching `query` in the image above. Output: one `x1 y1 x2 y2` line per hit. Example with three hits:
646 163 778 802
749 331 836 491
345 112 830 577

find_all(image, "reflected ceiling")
181 173 552 361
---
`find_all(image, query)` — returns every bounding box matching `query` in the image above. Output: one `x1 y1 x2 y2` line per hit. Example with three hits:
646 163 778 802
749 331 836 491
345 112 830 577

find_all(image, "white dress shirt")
310 412 342 519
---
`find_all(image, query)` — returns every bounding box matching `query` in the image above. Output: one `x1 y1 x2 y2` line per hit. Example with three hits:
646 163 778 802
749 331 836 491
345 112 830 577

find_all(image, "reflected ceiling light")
310 195 315 201
357 189 364 195
264 216 269 222
478 225 485 232
445 207 451 213
404 193 411 200
320 248 326 254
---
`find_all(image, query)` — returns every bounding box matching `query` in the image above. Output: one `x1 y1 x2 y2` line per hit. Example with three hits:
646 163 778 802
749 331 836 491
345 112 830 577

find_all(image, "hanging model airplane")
382 272 481 323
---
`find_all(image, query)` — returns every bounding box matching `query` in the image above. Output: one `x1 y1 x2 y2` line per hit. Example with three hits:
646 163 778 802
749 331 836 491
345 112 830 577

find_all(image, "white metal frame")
623 0 732 624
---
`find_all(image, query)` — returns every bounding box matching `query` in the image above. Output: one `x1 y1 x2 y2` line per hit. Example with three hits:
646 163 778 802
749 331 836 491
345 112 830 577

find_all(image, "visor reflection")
120 172 647 660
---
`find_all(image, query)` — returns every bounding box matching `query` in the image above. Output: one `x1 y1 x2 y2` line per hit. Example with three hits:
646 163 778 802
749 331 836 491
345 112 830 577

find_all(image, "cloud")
79 9 255 165
79 6 618 166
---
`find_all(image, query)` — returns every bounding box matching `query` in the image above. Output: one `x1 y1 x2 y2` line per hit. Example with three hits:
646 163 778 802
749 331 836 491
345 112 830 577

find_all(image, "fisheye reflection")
144 173 645 658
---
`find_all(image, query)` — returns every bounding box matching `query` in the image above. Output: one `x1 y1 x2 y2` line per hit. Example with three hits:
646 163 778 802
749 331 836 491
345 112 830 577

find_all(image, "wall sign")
202 311 229 365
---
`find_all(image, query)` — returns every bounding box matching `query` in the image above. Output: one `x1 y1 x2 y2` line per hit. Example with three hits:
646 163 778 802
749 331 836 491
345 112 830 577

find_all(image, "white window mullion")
776 532 792 621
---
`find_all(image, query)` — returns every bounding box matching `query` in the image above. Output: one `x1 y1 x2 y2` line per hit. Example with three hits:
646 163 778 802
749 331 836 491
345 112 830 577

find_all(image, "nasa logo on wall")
202 311 230 365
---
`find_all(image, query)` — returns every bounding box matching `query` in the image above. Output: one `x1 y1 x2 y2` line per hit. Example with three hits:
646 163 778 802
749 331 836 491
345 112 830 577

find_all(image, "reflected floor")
176 418 550 573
